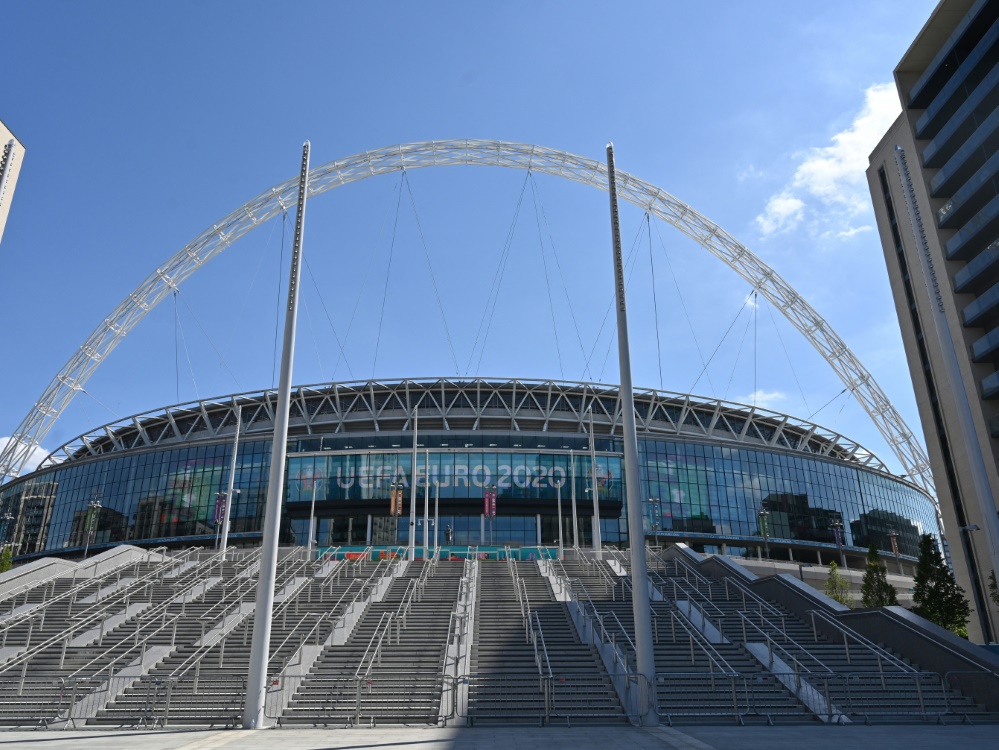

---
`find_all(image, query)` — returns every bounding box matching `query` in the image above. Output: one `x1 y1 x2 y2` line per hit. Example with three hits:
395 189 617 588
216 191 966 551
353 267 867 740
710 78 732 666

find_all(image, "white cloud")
737 164 765 182
756 192 805 235
0 437 51 475
738 390 787 410
756 82 900 239
836 225 874 239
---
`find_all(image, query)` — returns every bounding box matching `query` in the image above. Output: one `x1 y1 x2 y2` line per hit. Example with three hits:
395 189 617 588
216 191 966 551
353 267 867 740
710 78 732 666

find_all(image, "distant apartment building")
867 0 999 642
0 118 24 246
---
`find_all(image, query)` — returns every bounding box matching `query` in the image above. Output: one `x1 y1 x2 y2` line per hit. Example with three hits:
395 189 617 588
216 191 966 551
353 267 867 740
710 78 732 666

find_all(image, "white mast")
243 141 311 729
219 404 241 557
607 142 658 725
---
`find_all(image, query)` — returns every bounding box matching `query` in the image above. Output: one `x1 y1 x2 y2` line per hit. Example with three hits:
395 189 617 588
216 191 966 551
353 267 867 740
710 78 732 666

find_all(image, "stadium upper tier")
0 378 938 564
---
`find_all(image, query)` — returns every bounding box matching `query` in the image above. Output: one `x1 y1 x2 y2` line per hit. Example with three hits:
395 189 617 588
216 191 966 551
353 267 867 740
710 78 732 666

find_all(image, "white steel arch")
0 139 935 498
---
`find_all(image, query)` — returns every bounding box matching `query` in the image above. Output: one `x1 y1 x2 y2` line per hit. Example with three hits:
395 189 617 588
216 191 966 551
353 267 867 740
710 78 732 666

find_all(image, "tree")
824 560 851 606
912 533 971 635
861 544 898 608
989 570 999 608
0 546 12 574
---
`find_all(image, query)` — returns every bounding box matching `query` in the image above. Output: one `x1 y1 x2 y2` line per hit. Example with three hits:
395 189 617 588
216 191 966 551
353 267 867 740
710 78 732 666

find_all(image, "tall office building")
868 0 999 642
0 118 24 246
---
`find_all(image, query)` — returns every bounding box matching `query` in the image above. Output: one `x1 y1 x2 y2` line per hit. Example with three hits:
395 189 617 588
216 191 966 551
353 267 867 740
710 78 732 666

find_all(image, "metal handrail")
677 594 726 641
519 578 532 624
735 611 832 677
0 545 178 608
194 577 256 627
0 546 179 633
160 553 321 682
588 556 628 600
68 553 188 624
168 601 246 680
647 546 714 590
531 610 553 679
268 611 334 670
806 608 915 673
0 582 176 677
662 609 738 676
605 610 639 655
355 611 396 680
650 570 726 625
67 610 185 681
723 575 786 624
395 579 419 628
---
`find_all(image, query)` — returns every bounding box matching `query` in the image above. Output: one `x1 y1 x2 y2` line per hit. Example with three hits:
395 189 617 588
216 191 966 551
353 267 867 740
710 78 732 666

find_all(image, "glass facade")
0 428 937 561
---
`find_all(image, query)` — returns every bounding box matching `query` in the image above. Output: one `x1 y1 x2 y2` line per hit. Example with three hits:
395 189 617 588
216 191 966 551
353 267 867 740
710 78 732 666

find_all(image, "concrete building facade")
867 0 999 642
0 119 24 246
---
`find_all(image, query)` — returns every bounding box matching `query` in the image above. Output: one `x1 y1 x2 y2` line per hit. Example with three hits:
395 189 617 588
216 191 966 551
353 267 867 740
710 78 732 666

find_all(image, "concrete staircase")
282 559 462 726
468 560 625 725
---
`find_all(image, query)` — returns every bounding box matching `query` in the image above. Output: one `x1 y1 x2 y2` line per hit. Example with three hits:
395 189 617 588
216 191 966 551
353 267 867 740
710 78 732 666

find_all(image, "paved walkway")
0 724 995 749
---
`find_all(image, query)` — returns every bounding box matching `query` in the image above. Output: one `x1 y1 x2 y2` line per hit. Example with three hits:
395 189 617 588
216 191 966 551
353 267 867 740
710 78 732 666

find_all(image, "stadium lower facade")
0 378 939 566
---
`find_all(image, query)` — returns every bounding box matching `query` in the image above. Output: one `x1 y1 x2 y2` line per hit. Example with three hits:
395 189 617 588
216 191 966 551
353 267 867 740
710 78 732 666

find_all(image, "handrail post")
915 675 926 720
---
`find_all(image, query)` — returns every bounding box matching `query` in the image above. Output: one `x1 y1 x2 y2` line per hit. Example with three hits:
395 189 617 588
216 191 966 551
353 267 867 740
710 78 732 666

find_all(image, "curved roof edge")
32 377 901 479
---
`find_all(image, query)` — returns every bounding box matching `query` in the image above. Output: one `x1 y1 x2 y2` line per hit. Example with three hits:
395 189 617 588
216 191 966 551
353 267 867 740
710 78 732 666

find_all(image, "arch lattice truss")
0 140 934 498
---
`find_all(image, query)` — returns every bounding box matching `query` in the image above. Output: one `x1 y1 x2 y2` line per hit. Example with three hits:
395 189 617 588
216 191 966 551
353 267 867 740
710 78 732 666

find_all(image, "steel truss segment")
25 377 879 474
0 140 933 499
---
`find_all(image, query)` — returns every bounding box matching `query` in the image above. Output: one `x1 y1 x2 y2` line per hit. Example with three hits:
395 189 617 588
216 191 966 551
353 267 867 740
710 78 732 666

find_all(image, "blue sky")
0 0 939 478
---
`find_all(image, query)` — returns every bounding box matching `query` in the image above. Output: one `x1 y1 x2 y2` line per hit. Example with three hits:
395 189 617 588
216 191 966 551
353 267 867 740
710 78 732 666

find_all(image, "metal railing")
735 611 831 691
722 575 787 628
0 546 180 639
806 608 914 676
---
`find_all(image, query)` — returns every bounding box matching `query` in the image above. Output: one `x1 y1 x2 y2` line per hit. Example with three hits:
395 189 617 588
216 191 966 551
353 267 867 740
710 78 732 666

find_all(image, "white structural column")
588 407 602 555
242 141 311 730
408 409 418 560
219 404 242 557
606 143 658 725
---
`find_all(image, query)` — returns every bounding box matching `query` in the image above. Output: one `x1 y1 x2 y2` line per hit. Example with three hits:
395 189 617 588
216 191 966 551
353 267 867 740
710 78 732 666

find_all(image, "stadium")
1 135 997 731
1 377 936 570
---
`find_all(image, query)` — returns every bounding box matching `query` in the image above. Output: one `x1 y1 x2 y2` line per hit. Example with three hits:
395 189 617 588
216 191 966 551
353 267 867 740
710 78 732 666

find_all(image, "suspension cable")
371 174 405 378
753 291 758 406
175 288 243 392
402 171 460 375
529 174 565 379
808 387 849 421
596 221 646 382
303 255 354 380
173 291 180 403
80 388 120 421
530 172 594 380
723 300 754 401
688 294 753 395
652 219 716 394
222 209 281 364
586 213 646 379
647 214 664 390
764 300 811 413
467 170 531 375
328 175 405 380
174 290 199 401
302 293 325 382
